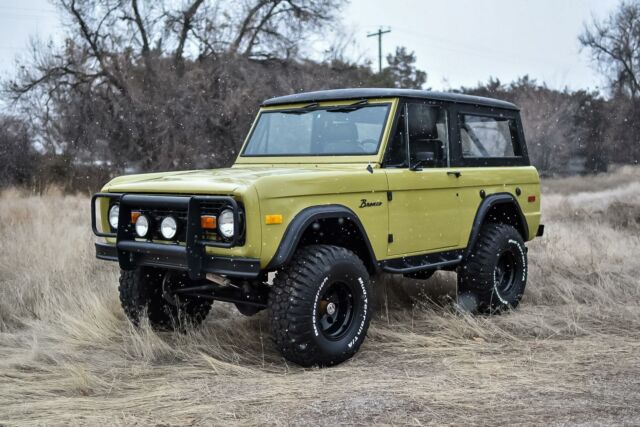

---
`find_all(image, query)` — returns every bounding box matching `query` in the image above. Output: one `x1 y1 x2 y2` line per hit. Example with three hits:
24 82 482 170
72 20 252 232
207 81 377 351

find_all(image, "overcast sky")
0 0 619 93
344 0 618 91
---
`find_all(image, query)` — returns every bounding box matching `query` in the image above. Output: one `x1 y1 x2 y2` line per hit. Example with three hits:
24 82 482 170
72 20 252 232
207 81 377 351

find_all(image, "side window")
384 103 449 168
459 114 520 158
407 103 448 168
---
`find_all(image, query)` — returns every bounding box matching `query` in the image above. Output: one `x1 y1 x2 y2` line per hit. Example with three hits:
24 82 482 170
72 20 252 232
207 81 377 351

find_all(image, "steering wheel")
359 138 378 152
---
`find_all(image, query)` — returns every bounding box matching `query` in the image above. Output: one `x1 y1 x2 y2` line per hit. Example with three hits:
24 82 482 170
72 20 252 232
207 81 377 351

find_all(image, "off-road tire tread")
458 223 526 314
268 245 370 367
119 268 212 331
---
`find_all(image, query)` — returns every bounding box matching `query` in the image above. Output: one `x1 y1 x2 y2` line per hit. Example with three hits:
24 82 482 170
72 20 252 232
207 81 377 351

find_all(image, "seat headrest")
408 105 439 140
410 139 445 166
411 139 443 156
323 121 358 142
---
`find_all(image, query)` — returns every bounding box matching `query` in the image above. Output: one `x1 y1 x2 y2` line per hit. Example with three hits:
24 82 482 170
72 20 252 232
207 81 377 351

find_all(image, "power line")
394 28 562 68
367 27 391 73
0 5 58 14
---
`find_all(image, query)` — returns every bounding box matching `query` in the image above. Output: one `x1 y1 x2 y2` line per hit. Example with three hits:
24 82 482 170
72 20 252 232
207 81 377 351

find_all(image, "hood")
102 165 386 197
104 168 262 195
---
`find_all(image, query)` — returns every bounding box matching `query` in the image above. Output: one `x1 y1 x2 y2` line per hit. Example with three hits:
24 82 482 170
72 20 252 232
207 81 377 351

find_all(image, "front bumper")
95 242 260 278
92 193 260 279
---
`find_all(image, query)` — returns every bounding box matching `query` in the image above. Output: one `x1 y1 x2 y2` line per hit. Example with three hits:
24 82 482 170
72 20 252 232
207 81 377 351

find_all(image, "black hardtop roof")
262 88 519 110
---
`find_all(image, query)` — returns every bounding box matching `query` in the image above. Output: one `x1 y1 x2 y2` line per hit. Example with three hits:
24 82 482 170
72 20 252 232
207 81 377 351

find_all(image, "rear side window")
459 114 521 158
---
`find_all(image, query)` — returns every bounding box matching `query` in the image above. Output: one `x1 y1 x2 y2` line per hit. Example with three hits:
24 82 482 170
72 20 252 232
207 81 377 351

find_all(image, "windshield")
242 104 391 156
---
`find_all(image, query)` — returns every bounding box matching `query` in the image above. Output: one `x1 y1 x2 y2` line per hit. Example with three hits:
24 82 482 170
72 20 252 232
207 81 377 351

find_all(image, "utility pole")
367 27 391 73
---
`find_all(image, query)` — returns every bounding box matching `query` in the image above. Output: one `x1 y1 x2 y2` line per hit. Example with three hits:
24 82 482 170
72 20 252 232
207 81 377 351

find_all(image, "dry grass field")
1 167 640 426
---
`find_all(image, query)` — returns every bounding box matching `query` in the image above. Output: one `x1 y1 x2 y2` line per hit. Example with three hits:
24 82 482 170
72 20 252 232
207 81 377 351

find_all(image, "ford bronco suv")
91 89 543 367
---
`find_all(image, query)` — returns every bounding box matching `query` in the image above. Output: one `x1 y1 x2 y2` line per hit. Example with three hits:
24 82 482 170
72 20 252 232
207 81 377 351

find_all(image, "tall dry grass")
1 168 639 425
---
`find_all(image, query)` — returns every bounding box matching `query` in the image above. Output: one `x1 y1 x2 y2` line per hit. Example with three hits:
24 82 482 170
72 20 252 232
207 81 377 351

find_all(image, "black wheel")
458 223 527 314
403 269 435 281
268 245 372 367
119 267 212 331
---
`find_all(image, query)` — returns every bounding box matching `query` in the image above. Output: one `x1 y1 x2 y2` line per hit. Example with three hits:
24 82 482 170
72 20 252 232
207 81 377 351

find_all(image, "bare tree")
580 1 640 98
228 0 343 58
580 1 640 167
0 116 36 188
2 0 352 189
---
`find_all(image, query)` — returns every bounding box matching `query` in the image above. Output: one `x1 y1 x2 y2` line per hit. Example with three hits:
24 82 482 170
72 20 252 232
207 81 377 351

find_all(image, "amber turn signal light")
131 211 141 223
201 215 217 229
265 214 283 225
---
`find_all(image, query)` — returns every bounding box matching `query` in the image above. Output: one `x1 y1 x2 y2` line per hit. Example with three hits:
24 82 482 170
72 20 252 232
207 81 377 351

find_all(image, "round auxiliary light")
218 209 235 238
108 204 120 229
135 214 150 237
160 216 178 239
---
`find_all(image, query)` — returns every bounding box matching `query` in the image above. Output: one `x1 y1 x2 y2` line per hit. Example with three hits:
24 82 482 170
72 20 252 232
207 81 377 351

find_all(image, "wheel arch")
464 193 529 259
265 205 378 273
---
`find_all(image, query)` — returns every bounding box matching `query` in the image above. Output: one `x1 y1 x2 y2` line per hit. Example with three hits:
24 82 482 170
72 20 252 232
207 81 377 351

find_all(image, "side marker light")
265 214 283 225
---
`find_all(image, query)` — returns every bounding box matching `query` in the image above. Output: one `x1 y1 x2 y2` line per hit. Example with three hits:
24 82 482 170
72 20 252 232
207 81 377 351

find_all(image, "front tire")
268 245 372 367
119 267 212 331
458 224 528 314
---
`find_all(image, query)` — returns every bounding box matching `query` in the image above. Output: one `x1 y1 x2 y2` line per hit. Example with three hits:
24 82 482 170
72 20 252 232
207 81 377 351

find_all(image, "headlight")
108 204 120 229
135 214 149 237
218 209 235 238
160 216 177 239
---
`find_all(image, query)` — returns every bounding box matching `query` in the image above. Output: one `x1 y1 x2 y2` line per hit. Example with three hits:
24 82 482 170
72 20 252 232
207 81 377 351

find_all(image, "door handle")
447 171 462 178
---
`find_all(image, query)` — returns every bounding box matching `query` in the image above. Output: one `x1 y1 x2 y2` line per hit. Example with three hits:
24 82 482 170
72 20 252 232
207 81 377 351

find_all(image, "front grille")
107 197 242 244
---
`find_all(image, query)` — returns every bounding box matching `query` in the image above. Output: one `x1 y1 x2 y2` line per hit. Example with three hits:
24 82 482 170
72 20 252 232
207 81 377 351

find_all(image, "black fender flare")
464 193 529 259
265 205 378 271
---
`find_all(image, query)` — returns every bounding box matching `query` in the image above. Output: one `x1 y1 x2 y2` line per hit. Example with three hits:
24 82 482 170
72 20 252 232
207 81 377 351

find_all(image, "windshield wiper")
280 102 320 114
326 99 369 112
280 99 370 114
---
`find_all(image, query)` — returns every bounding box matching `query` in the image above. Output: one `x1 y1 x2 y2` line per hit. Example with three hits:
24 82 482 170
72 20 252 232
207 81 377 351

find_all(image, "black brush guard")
91 193 260 279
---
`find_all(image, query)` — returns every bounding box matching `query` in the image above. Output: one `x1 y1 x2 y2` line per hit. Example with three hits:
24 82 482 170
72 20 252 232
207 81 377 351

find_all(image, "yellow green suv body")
92 89 543 366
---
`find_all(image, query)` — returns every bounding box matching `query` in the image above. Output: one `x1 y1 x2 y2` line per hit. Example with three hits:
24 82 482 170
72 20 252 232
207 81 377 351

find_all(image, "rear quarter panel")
455 166 541 244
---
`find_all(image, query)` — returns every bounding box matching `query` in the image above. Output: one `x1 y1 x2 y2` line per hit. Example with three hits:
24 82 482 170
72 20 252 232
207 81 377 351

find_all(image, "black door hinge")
387 191 393 201
388 234 394 243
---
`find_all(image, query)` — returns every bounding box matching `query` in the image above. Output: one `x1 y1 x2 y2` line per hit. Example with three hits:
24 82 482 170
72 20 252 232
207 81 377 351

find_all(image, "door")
384 101 462 257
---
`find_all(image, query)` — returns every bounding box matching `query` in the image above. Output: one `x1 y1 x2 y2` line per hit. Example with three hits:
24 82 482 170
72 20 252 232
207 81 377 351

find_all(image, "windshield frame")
235 98 399 165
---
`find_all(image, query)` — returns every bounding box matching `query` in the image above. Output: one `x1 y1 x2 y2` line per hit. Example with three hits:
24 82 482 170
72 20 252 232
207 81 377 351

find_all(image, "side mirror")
410 151 435 171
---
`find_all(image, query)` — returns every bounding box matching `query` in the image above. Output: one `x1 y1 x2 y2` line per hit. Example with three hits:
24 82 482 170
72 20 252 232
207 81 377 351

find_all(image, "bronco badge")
360 199 383 208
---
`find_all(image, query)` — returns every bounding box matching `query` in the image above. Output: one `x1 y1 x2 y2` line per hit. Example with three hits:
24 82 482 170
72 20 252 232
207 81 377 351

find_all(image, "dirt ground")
1 166 639 426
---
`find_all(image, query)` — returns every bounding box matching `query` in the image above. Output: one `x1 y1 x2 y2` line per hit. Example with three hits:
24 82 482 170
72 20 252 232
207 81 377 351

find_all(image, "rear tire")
268 245 372 367
119 267 212 331
458 223 527 314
